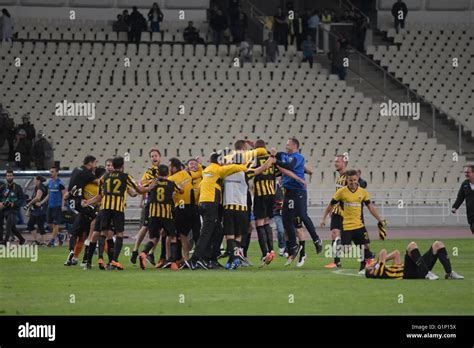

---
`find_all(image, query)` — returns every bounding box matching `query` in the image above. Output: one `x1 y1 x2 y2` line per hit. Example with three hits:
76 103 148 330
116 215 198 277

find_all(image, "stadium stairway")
317 34 474 162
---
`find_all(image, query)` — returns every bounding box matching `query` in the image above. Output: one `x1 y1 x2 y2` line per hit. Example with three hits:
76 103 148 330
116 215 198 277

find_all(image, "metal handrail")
339 0 370 24
321 25 466 151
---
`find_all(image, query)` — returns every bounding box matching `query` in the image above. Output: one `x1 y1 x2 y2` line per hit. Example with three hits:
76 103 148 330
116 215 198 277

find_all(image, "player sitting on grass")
365 240 464 280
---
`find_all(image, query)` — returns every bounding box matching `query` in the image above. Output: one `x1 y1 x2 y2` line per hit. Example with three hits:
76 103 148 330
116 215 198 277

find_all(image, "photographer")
0 170 26 245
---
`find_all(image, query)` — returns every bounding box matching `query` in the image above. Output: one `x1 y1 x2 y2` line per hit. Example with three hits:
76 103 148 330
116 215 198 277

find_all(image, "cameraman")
0 170 26 245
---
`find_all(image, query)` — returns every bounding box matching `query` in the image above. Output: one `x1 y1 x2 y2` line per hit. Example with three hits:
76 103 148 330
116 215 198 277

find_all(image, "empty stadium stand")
367 25 474 134
0 37 467 193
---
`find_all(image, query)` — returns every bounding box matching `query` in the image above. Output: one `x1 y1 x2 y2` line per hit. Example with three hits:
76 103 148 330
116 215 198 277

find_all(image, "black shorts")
140 204 149 227
47 206 63 224
403 247 437 279
71 212 93 238
100 210 125 233
174 205 196 236
341 227 370 246
253 195 274 220
93 210 115 233
330 213 343 231
27 214 46 234
223 209 248 236
149 217 176 238
294 216 302 229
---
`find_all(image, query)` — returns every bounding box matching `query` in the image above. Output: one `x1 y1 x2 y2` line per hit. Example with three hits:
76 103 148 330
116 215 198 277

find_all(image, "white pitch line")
332 269 364 277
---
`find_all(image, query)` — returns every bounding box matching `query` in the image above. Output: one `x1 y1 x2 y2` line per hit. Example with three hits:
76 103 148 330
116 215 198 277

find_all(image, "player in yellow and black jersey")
139 164 184 271
245 140 281 265
321 169 386 273
325 154 348 269
365 240 464 280
83 156 156 270
168 157 202 266
186 158 204 248
188 152 249 269
130 148 161 266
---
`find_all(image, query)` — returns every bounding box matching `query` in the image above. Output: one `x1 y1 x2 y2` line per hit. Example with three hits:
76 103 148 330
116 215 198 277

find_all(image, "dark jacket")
210 14 228 31
0 182 24 211
17 122 36 146
113 20 129 32
148 8 164 22
453 180 474 217
129 10 147 31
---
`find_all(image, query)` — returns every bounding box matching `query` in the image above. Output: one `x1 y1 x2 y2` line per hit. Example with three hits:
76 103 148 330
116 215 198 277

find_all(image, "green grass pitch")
1 239 473 315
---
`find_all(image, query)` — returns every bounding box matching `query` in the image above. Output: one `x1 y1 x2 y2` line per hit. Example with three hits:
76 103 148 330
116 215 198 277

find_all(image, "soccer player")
223 149 276 269
130 148 161 266
223 140 268 266
325 155 348 269
188 152 249 270
25 176 48 245
320 169 386 273
275 137 323 264
365 240 464 280
168 157 202 265
451 164 474 234
75 165 108 266
186 158 203 247
248 139 279 266
83 156 154 270
139 164 183 270
64 156 98 264
44 166 67 247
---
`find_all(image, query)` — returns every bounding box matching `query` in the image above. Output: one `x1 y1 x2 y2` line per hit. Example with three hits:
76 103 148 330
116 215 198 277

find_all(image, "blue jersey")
276 152 306 190
48 178 65 208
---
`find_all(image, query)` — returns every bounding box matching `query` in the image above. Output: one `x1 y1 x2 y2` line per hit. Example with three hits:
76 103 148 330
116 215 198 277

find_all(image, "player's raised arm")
250 154 276 176
277 165 307 187
136 177 158 194
218 163 248 178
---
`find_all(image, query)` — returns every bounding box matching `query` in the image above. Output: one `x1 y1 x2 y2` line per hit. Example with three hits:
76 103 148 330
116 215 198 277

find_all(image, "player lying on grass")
365 240 464 280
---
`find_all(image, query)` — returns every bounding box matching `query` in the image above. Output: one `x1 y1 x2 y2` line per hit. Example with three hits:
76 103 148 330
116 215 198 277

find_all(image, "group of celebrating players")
26 135 463 280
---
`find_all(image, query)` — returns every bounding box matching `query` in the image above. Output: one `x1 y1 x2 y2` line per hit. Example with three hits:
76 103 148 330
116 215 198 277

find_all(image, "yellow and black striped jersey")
99 172 138 212
223 204 248 211
332 173 347 215
141 165 159 187
148 178 181 219
199 163 248 204
247 154 281 197
168 169 194 206
369 260 404 279
331 186 370 231
223 148 268 165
